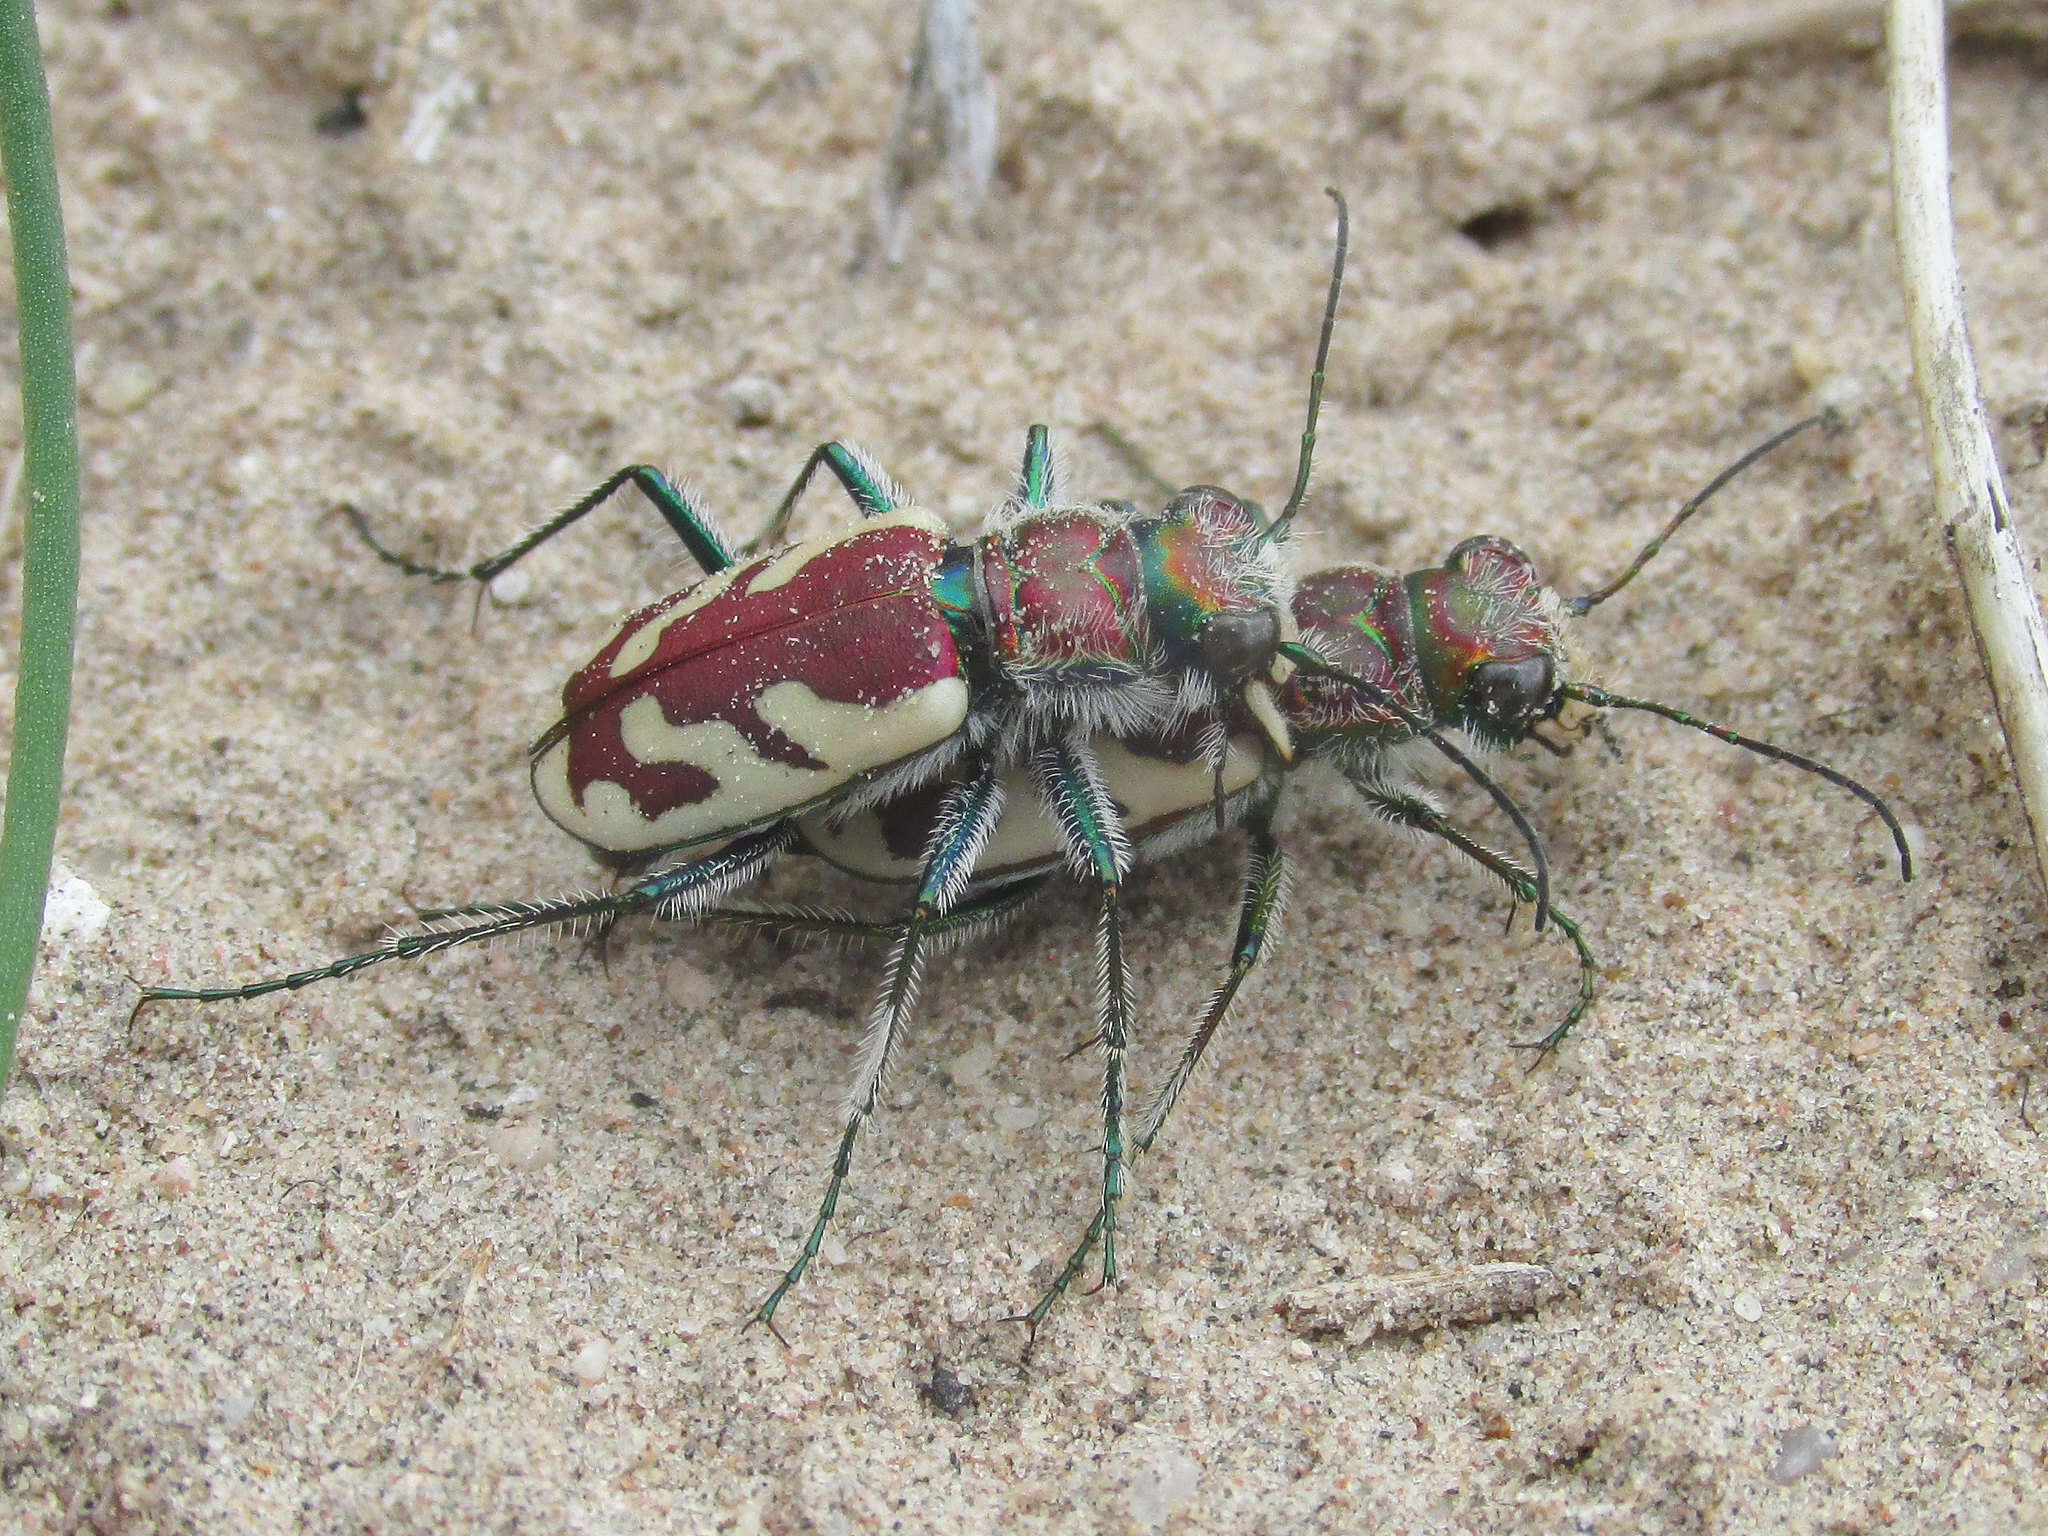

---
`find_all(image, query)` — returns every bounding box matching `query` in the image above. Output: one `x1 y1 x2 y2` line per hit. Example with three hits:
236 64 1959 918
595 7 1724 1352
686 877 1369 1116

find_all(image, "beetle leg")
750 764 1006 1341
1009 800 1285 1352
134 826 794 1009
1015 424 1056 508
743 441 911 556
1351 778 1598 1059
1133 802 1286 1158
690 874 1050 952
1014 740 1136 1336
344 464 738 591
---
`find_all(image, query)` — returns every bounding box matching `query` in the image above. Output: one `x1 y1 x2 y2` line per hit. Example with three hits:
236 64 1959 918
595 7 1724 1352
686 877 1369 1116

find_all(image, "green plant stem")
0 0 78 1102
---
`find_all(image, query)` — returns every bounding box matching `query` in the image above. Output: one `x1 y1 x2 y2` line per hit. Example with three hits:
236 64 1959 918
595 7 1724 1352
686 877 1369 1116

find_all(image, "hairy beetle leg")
1134 806 1286 1157
343 463 740 597
749 766 1007 1338
132 827 794 1008
1029 741 1138 1309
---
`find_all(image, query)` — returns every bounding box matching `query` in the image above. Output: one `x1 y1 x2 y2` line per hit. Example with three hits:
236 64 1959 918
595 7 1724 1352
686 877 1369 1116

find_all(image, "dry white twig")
872 0 998 265
1600 0 2048 112
1888 0 2048 900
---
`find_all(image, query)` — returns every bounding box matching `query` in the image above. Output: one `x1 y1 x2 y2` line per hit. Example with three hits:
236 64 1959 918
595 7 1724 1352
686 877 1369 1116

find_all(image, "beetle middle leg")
1013 424 1058 508
746 422 1062 558
1011 739 1138 1334
749 763 1007 1342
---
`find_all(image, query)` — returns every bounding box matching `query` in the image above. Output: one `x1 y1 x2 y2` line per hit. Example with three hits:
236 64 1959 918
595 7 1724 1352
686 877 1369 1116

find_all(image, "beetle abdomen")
800 727 1268 884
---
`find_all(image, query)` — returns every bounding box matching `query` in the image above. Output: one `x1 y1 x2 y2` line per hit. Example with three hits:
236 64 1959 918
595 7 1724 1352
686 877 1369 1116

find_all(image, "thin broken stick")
1888 0 2048 902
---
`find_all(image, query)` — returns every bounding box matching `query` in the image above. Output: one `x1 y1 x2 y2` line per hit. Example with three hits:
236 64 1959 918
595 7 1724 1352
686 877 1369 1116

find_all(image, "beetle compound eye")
1199 608 1282 688
1465 654 1556 735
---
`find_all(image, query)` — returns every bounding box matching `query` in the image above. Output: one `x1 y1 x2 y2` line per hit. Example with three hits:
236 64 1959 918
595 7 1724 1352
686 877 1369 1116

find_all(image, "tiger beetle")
137 189 1912 1346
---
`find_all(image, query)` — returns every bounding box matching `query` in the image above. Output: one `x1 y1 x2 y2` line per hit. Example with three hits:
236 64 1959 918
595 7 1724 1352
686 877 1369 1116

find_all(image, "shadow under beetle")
141 192 1911 1345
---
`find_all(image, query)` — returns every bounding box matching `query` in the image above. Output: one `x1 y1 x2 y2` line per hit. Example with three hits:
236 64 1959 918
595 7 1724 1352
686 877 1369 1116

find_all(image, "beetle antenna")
1562 682 1913 880
1261 188 1349 548
1282 641 1552 930
1567 414 1830 617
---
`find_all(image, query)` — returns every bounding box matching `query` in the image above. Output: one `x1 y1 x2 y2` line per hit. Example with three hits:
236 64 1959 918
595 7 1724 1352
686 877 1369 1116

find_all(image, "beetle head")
1417 536 1569 749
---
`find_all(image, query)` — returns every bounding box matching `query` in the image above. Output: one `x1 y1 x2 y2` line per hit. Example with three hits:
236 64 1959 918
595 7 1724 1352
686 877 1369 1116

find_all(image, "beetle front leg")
1013 740 1137 1340
1352 779 1598 1057
749 763 1006 1343
346 464 740 590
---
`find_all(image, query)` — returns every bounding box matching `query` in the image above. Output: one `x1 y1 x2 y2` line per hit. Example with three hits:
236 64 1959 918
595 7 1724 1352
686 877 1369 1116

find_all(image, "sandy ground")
3 0 2045 1530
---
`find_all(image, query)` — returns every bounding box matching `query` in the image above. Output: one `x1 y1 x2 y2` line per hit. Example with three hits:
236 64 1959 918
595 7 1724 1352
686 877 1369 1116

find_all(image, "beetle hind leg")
742 441 913 557
344 463 739 597
749 766 1006 1342
134 827 793 1013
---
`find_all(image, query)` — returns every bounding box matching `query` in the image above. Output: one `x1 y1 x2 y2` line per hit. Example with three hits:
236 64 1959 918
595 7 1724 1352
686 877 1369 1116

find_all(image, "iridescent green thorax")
1137 487 1282 668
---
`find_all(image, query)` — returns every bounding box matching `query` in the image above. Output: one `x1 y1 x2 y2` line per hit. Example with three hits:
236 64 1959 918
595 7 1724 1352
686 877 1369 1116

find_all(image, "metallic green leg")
1015 808 1286 1353
1011 741 1135 1341
1016 424 1056 508
1135 806 1285 1155
1351 779 1598 1057
749 765 1005 1342
134 826 794 1009
345 462 738 587
744 441 908 555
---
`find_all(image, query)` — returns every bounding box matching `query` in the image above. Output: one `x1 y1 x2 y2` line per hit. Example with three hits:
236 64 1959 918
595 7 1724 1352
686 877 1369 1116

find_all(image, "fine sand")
4 2 2045 1530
